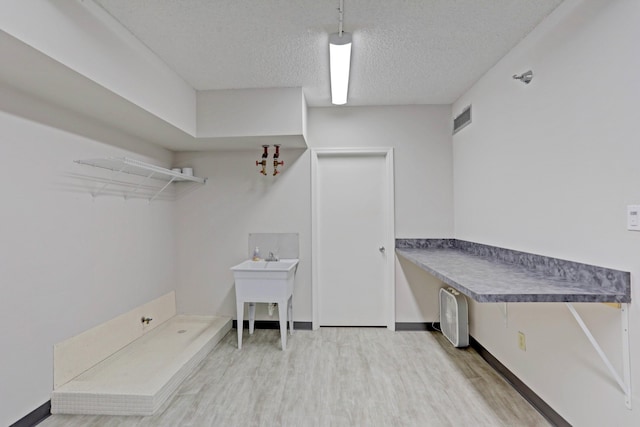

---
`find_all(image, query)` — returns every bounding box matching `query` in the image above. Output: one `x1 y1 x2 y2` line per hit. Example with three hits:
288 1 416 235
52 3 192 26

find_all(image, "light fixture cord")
338 0 344 37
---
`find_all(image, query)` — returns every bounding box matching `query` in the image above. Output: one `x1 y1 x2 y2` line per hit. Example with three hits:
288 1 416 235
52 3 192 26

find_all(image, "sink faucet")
266 251 279 262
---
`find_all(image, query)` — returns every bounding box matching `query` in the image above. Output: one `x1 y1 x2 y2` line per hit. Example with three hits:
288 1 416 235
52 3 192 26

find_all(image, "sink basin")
231 259 299 279
232 259 298 271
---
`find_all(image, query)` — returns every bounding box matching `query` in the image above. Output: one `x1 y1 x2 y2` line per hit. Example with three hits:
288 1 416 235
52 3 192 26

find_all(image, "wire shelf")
75 157 206 202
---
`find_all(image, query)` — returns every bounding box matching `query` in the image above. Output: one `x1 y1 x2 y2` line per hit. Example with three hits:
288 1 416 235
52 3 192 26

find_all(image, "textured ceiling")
94 0 563 107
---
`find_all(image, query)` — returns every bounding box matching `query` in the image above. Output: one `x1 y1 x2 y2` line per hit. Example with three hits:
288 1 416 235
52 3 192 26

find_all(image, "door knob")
379 246 385 253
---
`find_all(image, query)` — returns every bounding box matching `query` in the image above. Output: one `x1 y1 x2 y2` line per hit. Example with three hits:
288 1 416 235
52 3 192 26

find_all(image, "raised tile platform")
396 239 630 303
52 315 232 416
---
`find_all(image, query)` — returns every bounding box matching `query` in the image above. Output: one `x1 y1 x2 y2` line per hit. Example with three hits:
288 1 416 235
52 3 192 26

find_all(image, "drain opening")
177 329 187 334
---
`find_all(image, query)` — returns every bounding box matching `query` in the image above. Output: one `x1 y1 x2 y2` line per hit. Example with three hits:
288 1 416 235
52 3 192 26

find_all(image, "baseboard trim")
319 325 386 328
395 322 440 331
232 320 313 330
9 400 50 427
469 336 570 427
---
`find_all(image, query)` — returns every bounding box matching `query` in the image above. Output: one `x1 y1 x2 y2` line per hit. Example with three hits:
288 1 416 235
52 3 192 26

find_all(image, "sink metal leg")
248 302 256 335
236 300 244 350
288 296 294 335
278 300 288 350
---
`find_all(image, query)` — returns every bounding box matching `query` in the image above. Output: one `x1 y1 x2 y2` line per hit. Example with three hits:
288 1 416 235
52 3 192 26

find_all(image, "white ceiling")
94 0 563 107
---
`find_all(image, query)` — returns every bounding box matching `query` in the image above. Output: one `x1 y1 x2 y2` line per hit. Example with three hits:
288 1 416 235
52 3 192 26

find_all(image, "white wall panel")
0 96 177 425
0 0 196 134
452 0 640 424
197 88 304 138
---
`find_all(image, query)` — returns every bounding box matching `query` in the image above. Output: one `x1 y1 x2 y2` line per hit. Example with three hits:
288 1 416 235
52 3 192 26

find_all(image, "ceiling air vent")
453 105 472 135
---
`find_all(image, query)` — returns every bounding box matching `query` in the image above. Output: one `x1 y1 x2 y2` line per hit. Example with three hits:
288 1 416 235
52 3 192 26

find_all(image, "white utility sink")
231 259 298 277
231 259 299 350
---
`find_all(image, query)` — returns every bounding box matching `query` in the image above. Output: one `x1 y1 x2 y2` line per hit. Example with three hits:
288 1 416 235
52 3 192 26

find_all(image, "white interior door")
312 149 394 328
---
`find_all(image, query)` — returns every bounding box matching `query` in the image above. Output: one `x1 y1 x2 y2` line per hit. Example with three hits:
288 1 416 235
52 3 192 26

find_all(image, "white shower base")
51 314 232 416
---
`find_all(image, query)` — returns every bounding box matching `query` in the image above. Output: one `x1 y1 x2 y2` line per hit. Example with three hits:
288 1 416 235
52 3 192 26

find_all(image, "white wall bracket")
565 303 631 409
91 163 125 199
124 170 156 200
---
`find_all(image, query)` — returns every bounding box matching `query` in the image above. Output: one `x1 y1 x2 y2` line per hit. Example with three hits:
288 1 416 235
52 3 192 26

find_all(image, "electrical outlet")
518 331 526 351
628 205 640 231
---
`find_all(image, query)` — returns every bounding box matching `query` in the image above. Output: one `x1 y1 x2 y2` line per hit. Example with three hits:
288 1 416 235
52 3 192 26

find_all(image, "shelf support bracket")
92 164 125 199
149 176 176 203
125 171 156 200
565 302 631 409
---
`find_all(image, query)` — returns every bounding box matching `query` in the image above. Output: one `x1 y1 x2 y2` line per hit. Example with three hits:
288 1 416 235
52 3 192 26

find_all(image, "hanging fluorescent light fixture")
329 0 351 105
329 33 352 105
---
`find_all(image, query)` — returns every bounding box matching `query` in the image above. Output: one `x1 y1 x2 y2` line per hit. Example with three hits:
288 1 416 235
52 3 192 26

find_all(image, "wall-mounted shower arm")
513 70 533 84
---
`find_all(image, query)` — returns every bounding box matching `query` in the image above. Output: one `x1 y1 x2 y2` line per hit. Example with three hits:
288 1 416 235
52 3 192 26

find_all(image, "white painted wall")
310 107 454 323
452 0 640 424
309 106 453 238
173 148 311 319
0 90 177 426
174 105 453 324
0 0 197 135
197 88 304 137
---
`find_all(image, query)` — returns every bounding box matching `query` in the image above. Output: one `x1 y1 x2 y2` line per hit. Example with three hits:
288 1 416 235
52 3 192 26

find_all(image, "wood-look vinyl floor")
41 328 550 427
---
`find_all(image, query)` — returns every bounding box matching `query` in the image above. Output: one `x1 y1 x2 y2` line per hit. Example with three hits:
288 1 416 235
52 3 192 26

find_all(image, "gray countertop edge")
396 248 630 304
